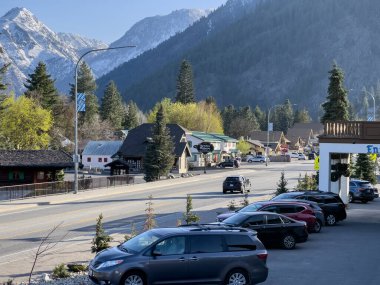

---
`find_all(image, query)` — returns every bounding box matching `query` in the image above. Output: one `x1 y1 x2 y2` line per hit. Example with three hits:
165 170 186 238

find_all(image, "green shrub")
67 263 88 273
52 263 70 279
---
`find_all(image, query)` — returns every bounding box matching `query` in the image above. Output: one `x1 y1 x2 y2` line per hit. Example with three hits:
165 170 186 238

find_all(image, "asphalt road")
0 161 312 281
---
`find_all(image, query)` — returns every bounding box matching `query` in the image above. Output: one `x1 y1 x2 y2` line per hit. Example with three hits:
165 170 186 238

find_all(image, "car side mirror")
152 249 162 256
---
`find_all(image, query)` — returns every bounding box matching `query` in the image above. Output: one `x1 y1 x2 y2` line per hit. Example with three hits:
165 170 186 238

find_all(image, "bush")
183 195 200 224
91 213 113 253
67 263 88 273
52 263 70 279
227 200 237 211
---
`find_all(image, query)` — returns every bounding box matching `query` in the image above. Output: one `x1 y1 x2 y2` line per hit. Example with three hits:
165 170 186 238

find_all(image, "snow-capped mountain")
89 9 211 77
0 7 210 95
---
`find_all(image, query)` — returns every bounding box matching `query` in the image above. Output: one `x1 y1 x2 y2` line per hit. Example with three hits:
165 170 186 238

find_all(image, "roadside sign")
196 142 214 154
314 155 320 171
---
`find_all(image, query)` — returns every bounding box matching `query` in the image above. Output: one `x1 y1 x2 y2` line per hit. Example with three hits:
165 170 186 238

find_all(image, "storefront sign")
195 142 214 154
366 145 380 154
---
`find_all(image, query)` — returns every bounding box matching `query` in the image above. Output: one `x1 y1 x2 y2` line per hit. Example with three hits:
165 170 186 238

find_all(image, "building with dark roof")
115 123 191 174
249 131 290 154
0 150 73 186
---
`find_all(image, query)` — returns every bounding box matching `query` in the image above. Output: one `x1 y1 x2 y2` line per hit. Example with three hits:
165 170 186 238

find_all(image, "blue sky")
0 0 227 44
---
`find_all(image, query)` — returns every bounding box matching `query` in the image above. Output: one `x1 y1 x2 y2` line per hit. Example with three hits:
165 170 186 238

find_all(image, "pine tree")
70 62 99 125
183 195 200 225
0 63 10 106
143 195 157 231
354 154 377 185
321 63 350 123
175 59 195 104
294 108 311 124
123 100 140 130
275 171 288 196
91 213 112 253
100 81 125 129
275 99 294 133
254 105 266 130
143 105 175 182
24 62 58 111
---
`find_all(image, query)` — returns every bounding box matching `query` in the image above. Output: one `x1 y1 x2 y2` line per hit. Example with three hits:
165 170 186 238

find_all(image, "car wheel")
313 220 322 233
326 214 336 226
349 193 353 203
121 271 146 285
225 269 249 285
260 160 264 163
282 234 296 249
248 160 252 163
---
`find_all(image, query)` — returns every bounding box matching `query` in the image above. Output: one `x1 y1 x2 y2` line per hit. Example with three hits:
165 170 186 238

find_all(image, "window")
37 171 44 180
245 215 264 226
280 216 292 224
190 235 223 253
278 205 296 214
104 158 108 163
265 215 283 224
9 171 25 181
188 140 192 147
261 205 278 213
349 182 355 187
98 157 102 162
295 206 306 213
154 236 185 256
87 157 91 162
225 235 256 251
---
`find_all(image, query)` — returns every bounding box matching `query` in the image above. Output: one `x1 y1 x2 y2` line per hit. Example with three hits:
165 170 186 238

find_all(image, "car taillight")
257 253 268 262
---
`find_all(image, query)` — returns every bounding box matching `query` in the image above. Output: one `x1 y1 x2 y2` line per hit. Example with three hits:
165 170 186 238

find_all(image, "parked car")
88 226 269 285
217 201 319 232
298 153 306 160
222 212 308 249
272 191 347 226
349 179 377 203
223 175 251 194
217 160 235 168
289 152 299 159
247 155 269 163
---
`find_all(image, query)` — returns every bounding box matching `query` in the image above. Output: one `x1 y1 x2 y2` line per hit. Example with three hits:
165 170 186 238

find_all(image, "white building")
81 141 123 171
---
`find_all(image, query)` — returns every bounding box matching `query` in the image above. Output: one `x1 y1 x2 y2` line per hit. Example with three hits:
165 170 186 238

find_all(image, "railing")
0 175 135 202
323 121 362 138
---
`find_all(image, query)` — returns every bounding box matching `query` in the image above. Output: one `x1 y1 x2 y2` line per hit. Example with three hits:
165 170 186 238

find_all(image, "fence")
0 175 135 202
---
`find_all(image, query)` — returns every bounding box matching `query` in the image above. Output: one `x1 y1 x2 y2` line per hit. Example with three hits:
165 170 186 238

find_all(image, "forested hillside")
96 0 380 118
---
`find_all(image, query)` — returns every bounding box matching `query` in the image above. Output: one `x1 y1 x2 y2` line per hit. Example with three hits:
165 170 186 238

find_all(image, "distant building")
0 150 73 186
249 131 290 155
116 123 191 174
82 141 123 170
287 123 324 152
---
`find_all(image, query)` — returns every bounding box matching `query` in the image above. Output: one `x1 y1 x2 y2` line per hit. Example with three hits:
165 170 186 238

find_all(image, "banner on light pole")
268 122 273 132
77 93 86 112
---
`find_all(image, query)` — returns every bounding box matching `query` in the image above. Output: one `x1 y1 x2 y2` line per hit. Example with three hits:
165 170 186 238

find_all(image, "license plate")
230 184 234 187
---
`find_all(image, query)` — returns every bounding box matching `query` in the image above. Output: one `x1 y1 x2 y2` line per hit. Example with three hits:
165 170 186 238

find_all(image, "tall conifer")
100 81 125 129
123 100 140 130
175 60 195 104
321 63 350 123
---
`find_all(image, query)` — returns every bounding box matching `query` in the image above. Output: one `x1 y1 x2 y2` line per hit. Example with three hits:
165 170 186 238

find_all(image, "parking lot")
264 199 380 285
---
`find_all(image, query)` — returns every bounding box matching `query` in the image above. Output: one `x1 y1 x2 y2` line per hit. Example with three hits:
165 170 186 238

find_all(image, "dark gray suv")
88 225 268 285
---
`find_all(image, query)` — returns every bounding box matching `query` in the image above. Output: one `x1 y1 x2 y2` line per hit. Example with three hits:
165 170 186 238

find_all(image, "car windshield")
121 231 161 253
225 177 239 182
223 213 249 226
239 203 263 212
358 182 371 187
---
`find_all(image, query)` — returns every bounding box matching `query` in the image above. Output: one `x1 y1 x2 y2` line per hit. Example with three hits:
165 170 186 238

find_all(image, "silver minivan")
88 225 268 285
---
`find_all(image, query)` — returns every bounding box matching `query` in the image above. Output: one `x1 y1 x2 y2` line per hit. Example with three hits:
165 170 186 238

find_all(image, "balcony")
319 121 380 143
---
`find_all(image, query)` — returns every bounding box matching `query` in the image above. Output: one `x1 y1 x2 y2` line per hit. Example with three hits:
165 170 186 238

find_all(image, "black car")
349 179 378 203
89 226 268 285
217 160 236 168
222 212 308 249
272 191 347 226
223 175 251 194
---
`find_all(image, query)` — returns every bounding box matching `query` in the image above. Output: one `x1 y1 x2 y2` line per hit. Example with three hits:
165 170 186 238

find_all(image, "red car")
217 201 319 232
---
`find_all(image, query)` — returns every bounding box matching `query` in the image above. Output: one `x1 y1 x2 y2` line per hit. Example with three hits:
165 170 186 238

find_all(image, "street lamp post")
74 45 135 194
365 91 376 121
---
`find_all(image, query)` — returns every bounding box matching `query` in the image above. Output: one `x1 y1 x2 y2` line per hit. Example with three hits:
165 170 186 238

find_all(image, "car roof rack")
179 223 250 232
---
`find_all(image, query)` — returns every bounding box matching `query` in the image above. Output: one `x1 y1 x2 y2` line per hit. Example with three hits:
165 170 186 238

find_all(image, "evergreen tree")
275 171 288 196
254 105 266 130
294 108 311 124
91 213 112 253
143 105 175 182
175 60 195 104
183 194 200 225
70 62 99 125
275 99 294 134
354 154 377 185
321 63 350 123
24 61 58 111
100 81 125 129
205 96 216 105
123 100 140 130
0 63 10 106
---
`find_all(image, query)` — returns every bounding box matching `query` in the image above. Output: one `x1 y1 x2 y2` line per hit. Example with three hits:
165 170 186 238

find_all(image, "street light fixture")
73 45 136 194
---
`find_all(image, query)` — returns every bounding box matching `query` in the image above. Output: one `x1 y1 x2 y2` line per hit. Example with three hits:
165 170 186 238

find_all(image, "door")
242 214 266 243
187 235 225 283
148 236 188 284
262 214 286 245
